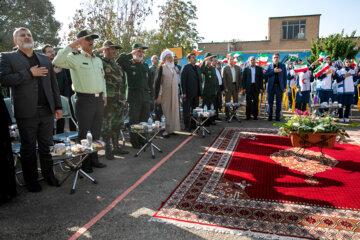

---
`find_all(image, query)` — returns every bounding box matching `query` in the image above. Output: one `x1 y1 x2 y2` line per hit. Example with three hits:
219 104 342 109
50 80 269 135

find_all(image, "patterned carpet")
153 128 360 240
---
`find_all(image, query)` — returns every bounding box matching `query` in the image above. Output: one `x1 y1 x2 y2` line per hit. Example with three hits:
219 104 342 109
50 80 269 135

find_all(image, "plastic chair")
53 96 79 142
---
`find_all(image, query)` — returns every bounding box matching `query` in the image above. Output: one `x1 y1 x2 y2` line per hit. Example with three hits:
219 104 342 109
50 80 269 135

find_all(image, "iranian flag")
314 63 330 78
227 52 242 58
258 54 269 66
350 59 359 68
193 48 204 55
219 56 228 64
294 63 308 73
317 52 327 62
195 59 203 66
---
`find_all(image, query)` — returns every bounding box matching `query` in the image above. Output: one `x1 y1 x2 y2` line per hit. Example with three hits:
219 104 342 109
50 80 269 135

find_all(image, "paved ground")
1 109 359 240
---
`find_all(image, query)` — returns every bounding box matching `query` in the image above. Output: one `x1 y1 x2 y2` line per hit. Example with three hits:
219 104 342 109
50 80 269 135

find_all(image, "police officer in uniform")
116 43 151 149
53 29 107 172
95 40 129 159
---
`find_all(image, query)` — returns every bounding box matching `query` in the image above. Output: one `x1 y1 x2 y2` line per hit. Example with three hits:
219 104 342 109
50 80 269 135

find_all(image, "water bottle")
329 98 332 105
161 115 166 128
65 135 71 155
148 115 153 131
203 104 208 113
210 104 214 110
314 95 318 104
86 131 93 150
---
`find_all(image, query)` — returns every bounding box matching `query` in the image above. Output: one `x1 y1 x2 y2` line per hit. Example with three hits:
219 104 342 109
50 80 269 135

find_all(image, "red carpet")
153 128 360 240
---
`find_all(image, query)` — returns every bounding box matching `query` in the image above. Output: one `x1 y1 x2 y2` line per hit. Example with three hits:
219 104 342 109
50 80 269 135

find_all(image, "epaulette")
72 50 81 55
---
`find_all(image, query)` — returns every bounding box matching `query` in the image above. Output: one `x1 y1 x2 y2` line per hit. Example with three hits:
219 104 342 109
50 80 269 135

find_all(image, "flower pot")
290 132 337 149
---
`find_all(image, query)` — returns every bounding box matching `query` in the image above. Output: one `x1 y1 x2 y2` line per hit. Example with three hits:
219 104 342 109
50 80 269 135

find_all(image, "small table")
130 125 164 159
225 102 245 123
191 109 216 138
52 148 100 194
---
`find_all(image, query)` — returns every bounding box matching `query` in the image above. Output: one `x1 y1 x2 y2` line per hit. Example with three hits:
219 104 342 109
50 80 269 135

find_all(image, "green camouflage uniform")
97 54 126 142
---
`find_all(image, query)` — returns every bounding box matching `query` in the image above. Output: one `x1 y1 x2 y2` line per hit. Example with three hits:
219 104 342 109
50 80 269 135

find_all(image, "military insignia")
82 62 89 65
72 50 81 55
105 67 111 73
85 54 89 58
132 72 136 76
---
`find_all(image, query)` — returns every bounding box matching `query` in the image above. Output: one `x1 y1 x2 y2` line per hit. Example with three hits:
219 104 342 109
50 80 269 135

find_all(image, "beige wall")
198 15 321 55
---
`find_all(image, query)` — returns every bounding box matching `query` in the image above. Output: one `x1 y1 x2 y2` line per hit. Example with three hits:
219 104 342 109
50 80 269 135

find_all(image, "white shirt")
230 66 236 83
215 68 222 85
251 66 256 83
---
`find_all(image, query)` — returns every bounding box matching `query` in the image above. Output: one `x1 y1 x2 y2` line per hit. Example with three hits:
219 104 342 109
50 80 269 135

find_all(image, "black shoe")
253 117 258 120
210 122 216 125
82 167 93 173
45 175 60 187
245 116 251 120
225 116 230 121
162 133 170 138
26 182 42 192
268 117 273 121
105 149 115 160
113 148 129 155
92 161 106 168
276 117 281 121
132 144 141 149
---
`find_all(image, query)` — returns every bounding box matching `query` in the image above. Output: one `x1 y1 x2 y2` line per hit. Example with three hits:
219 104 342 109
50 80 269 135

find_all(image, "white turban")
160 49 173 62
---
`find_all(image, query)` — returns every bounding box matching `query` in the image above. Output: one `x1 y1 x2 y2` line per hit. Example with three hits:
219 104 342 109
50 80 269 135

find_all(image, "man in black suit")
0 27 62 192
242 56 264 120
180 53 202 131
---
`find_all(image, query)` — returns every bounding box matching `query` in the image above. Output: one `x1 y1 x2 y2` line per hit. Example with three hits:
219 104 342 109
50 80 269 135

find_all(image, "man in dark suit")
242 56 264 120
222 55 242 120
181 53 202 131
264 53 287 121
0 27 62 192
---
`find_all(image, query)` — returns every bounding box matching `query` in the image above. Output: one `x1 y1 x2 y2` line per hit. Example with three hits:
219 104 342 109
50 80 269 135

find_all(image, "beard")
21 42 34 49
165 60 175 68
133 55 143 62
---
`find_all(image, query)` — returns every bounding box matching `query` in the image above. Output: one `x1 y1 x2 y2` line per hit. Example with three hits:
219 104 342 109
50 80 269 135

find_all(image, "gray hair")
151 55 158 61
248 56 255 61
13 27 31 39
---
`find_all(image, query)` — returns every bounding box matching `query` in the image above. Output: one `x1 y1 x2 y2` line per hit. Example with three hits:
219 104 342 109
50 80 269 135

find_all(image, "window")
282 20 306 40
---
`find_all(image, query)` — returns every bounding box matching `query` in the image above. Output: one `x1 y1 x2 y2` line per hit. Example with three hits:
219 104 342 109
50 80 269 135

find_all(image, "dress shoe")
245 117 251 120
81 167 93 173
253 117 258 120
45 175 60 187
26 182 42 192
276 117 281 121
92 161 106 168
162 132 170 138
210 122 216 125
113 148 129 155
268 117 273 121
105 148 115 160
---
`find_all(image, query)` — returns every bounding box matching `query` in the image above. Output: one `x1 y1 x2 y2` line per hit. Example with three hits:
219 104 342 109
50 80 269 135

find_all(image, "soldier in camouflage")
95 40 129 159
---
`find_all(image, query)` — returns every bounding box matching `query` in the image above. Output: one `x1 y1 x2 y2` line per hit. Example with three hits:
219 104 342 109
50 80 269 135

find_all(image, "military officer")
116 43 152 149
149 55 161 120
201 52 219 124
94 40 129 160
53 29 107 172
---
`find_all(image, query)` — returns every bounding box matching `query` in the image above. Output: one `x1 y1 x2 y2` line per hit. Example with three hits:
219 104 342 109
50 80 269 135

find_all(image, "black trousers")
128 101 150 147
75 93 104 168
246 84 259 118
183 95 199 129
16 107 54 184
214 85 224 114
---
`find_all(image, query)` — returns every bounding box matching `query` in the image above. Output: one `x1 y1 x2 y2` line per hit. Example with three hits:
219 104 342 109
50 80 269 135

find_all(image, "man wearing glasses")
263 53 287 121
53 29 107 173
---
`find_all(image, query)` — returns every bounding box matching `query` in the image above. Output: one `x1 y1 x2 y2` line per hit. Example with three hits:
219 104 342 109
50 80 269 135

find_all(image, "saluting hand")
30 65 48 77
69 37 86 49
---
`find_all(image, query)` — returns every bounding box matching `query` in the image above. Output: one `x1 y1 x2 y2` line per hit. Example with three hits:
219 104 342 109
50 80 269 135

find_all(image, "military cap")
204 52 216 59
132 43 148 50
77 29 99 40
103 40 122 49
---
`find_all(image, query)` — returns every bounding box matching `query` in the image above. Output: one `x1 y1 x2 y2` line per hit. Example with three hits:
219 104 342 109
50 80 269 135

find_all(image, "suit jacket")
242 65 264 94
222 64 242 92
264 63 287 93
0 50 61 119
180 63 202 97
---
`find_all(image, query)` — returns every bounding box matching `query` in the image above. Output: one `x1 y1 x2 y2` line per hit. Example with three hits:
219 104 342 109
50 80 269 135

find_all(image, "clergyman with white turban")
154 49 181 138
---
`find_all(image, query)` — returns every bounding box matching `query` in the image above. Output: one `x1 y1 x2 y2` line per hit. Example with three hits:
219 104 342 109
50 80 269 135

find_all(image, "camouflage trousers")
102 100 125 140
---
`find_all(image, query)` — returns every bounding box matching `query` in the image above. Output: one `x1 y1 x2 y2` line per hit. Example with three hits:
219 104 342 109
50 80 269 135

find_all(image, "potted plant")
274 110 351 149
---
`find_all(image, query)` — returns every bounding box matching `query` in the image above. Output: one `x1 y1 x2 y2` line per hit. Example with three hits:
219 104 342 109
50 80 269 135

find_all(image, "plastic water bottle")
329 98 332 105
203 104 208 113
148 115 153 131
86 131 93 150
210 104 214 110
314 95 318 104
65 135 71 155
161 115 166 128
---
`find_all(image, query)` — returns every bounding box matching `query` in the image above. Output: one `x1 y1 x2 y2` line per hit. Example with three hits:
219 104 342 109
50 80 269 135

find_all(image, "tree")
66 0 154 52
307 30 360 63
0 0 61 52
144 0 203 58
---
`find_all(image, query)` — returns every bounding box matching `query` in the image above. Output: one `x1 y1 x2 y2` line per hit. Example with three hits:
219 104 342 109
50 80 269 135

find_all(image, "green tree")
0 0 61 52
146 0 203 58
67 0 154 52
307 30 360 63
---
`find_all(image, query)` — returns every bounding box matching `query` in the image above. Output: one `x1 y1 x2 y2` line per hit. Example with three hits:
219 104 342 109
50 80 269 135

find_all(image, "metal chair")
53 96 79 142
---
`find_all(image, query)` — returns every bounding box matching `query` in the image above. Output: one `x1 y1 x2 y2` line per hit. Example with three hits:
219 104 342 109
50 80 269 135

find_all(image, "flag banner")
314 63 330 78
294 64 309 73
350 59 359 68
317 52 327 62
193 48 204 55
